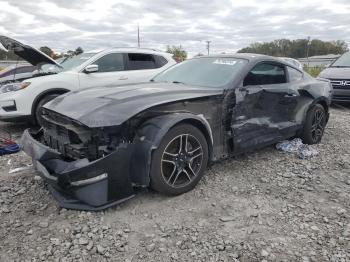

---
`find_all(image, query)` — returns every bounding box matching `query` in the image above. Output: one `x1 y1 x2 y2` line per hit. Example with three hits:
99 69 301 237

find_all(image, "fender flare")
129 113 214 186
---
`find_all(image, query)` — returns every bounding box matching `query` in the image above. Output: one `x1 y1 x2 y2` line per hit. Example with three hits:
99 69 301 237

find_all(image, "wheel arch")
306 97 330 123
31 88 70 119
130 113 214 186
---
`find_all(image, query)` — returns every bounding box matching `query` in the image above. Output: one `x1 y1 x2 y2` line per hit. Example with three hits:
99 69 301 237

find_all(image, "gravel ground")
0 107 350 262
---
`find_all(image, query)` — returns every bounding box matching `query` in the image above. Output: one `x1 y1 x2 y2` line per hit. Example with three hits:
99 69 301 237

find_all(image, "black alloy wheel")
300 104 326 144
150 124 209 195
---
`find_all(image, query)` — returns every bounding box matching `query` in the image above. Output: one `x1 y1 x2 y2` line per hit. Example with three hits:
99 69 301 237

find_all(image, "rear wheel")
150 124 209 195
34 94 59 126
300 104 326 144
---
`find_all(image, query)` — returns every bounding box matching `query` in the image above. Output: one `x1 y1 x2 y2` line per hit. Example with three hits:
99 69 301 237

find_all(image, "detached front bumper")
21 129 135 211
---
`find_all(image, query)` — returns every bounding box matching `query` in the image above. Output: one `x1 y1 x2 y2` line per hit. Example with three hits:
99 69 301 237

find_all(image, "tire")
150 123 209 195
300 104 326 144
34 94 59 126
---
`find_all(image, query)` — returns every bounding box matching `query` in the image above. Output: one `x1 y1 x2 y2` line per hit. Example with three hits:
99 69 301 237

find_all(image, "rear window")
127 53 157 70
154 55 168 67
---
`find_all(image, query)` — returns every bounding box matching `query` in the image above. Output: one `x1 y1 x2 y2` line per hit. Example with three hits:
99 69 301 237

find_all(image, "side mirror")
84 64 98 73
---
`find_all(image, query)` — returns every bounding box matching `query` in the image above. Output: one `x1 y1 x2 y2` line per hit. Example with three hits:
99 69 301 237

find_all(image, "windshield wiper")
172 81 185 84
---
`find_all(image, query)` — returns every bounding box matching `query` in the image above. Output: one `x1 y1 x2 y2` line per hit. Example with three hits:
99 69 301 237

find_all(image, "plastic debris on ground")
276 138 319 159
0 127 21 156
8 165 33 174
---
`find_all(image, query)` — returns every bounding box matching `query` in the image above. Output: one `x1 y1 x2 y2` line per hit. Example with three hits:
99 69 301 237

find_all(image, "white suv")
0 36 176 124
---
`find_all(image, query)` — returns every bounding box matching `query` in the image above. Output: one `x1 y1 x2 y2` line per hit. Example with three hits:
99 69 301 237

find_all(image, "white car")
0 36 176 124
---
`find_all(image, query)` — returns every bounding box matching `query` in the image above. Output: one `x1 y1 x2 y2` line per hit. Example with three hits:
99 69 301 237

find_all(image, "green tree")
238 39 348 58
39 46 53 57
166 45 187 61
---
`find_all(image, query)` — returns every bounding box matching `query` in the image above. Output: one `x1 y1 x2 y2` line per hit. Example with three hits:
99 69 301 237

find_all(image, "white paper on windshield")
213 59 237 66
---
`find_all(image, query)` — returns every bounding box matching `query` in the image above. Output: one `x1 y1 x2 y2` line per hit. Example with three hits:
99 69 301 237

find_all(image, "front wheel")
34 94 59 126
150 124 209 195
300 104 327 144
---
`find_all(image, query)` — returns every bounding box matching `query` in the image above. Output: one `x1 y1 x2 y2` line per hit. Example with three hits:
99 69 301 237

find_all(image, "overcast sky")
1 0 350 56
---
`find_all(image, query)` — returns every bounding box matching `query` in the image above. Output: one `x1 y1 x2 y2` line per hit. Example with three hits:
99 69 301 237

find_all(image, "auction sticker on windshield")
213 59 238 66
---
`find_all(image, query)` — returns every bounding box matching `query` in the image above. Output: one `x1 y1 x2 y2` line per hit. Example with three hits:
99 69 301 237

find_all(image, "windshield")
331 52 350 67
60 52 96 71
152 57 248 88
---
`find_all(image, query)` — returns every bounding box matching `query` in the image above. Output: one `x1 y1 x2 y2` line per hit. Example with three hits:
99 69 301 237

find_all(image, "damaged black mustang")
22 54 332 210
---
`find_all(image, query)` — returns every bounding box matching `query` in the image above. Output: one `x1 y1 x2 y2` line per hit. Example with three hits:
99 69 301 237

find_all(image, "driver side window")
94 53 125 73
243 63 287 86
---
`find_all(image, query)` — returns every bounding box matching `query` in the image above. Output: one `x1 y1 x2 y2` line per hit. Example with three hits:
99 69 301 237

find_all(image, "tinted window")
154 55 168 68
287 66 303 82
153 57 248 88
244 63 286 86
127 53 156 70
94 53 125 72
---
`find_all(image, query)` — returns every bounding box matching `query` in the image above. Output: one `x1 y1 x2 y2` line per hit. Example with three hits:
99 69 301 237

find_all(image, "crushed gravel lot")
0 107 350 262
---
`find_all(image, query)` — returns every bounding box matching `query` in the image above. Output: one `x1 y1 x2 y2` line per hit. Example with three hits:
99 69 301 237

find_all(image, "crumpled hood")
44 83 223 127
319 67 350 79
0 35 60 66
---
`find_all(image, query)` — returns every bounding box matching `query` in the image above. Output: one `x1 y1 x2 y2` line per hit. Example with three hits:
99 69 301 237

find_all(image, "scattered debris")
8 165 33 174
0 127 21 156
276 138 319 159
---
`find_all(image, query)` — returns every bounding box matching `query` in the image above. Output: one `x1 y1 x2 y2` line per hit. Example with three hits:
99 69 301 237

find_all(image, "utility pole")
206 40 211 55
306 36 311 67
137 24 140 48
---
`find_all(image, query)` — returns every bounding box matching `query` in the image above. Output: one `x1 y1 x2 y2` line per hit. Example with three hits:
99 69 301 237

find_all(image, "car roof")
204 53 281 62
199 53 302 70
89 47 173 57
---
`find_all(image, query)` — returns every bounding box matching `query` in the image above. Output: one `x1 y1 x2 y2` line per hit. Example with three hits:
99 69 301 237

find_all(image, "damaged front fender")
130 113 214 186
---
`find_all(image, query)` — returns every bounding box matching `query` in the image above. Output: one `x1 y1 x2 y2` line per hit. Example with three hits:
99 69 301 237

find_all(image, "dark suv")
319 52 350 102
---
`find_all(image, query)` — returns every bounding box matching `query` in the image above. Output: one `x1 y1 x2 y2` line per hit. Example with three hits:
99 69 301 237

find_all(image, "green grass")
303 65 325 78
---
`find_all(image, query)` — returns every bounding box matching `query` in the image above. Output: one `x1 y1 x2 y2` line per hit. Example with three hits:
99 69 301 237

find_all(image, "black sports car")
22 54 333 210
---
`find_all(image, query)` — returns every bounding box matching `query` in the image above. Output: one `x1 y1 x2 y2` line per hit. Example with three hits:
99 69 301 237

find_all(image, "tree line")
237 39 348 58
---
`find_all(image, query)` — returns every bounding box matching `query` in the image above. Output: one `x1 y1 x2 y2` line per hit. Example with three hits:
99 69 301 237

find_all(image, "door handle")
119 76 128 80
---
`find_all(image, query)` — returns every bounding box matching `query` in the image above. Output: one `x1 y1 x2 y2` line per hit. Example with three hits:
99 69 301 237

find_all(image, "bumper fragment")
21 129 135 211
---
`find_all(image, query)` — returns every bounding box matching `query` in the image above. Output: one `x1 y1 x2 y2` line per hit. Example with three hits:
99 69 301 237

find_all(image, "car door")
285 66 305 123
78 52 128 89
124 53 166 82
231 61 298 153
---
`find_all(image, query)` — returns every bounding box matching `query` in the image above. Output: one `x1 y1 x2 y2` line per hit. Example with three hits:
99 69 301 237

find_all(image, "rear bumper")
332 89 350 103
21 129 135 211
